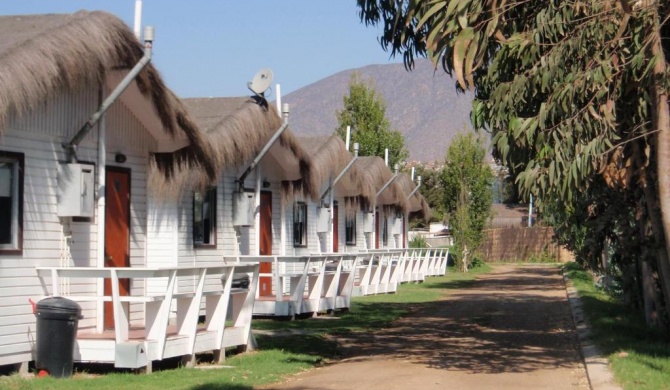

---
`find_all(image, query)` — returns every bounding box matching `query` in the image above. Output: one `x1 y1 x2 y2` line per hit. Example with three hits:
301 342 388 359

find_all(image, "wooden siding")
0 86 157 366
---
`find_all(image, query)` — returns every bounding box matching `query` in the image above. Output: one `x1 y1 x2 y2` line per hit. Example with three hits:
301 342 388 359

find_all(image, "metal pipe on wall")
65 26 155 162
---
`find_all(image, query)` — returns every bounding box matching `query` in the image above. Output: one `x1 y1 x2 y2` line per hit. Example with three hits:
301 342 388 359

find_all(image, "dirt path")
262 265 590 390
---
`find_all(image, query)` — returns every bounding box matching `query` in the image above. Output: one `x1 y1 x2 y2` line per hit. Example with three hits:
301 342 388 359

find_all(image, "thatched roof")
396 173 431 221
298 135 375 205
0 11 216 193
173 96 317 200
354 156 409 214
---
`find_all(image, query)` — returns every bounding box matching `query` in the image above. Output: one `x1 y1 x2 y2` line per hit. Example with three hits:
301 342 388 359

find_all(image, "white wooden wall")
0 86 157 366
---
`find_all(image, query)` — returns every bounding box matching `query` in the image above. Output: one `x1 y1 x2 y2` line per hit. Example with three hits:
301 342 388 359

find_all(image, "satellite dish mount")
247 68 273 98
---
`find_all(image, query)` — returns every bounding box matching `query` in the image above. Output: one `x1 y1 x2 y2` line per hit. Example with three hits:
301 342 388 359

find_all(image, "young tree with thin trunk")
442 132 494 271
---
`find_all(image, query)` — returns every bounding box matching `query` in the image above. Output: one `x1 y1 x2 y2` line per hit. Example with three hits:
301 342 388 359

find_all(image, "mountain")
283 59 475 163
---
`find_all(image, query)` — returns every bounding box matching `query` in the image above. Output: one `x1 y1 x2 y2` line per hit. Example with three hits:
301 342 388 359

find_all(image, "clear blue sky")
2 1 400 98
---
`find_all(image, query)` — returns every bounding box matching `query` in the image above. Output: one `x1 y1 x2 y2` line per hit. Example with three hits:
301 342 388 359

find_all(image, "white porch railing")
35 264 258 370
223 255 360 317
352 248 450 296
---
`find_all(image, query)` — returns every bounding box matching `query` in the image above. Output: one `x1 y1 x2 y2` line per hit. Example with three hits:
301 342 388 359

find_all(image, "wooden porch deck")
36 264 259 370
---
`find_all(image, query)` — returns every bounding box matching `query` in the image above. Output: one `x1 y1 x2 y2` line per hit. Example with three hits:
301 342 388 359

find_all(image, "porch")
35 264 259 371
224 255 361 317
352 248 450 297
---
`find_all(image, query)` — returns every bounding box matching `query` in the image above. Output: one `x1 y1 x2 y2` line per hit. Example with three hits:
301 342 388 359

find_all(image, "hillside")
283 59 475 163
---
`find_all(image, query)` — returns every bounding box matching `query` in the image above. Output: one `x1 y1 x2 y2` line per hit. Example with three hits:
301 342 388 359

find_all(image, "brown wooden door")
104 168 131 329
259 191 272 296
375 211 380 249
332 204 339 253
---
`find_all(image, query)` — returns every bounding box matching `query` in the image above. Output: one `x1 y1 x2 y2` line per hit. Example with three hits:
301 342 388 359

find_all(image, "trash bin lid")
36 297 82 316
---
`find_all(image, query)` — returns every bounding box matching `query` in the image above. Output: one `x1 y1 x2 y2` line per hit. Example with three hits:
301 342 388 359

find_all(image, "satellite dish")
247 68 273 97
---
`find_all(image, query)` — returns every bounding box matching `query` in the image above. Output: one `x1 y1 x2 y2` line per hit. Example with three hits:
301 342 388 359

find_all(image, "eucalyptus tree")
336 73 408 168
356 0 670 328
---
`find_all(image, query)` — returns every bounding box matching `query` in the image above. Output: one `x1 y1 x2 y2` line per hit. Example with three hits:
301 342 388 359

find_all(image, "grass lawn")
1 265 490 390
564 262 670 390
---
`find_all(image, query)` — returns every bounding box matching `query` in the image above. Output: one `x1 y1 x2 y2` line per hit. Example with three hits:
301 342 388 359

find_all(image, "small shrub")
526 248 557 263
470 254 486 269
409 235 427 248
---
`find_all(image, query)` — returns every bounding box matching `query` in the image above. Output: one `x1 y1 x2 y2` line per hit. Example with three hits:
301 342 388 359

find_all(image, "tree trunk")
641 260 659 327
649 4 670 331
635 207 661 327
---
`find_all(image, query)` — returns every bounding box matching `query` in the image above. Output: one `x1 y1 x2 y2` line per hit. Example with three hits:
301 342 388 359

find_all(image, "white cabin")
0 11 241 372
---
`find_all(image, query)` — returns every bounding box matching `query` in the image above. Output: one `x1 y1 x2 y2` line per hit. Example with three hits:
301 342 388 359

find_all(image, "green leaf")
453 27 475 89
415 1 447 31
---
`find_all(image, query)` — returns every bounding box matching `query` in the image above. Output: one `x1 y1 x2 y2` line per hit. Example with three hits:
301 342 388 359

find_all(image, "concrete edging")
562 270 622 390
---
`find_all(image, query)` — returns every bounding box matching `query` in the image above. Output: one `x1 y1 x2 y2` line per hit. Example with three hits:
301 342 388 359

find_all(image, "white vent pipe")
275 84 282 117
345 126 351 151
134 0 143 40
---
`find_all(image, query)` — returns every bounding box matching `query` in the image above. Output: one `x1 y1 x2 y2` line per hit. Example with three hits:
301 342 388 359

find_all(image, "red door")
259 191 272 296
104 168 131 329
332 204 339 253
375 211 380 249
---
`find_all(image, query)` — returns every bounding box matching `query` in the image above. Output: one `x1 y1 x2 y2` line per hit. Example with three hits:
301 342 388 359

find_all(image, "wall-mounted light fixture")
262 180 271 188
115 153 127 163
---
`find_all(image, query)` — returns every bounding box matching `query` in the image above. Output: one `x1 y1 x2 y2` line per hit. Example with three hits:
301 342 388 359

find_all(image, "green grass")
254 264 492 335
2 265 491 389
564 262 670 390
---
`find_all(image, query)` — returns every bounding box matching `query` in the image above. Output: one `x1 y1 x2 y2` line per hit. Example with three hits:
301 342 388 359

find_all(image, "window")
345 214 356 246
293 202 307 247
382 215 389 246
193 187 216 247
0 151 23 254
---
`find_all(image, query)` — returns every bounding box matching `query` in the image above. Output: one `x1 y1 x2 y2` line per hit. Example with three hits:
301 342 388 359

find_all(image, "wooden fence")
479 227 574 262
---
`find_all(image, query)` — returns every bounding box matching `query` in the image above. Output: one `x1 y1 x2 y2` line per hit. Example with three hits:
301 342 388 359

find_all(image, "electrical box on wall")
233 191 255 226
57 163 95 218
316 207 331 233
362 212 374 233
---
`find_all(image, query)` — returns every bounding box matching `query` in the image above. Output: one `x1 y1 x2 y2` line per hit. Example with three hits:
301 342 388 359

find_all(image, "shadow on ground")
271 266 582 376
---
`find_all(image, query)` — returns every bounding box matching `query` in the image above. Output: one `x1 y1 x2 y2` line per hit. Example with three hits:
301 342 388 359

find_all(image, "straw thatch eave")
177 97 317 201
0 11 216 195
298 135 375 205
396 173 431 222
354 156 409 214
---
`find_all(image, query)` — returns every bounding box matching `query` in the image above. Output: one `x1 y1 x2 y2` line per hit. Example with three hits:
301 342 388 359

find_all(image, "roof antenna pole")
134 0 143 40
275 84 282 118
345 126 351 151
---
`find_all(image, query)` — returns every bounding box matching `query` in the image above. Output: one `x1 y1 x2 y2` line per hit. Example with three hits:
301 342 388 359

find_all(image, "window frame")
193 186 217 248
0 151 24 255
345 213 356 246
293 201 308 248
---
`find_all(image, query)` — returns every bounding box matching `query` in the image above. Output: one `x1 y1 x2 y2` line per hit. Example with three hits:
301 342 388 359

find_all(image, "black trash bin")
35 297 82 378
